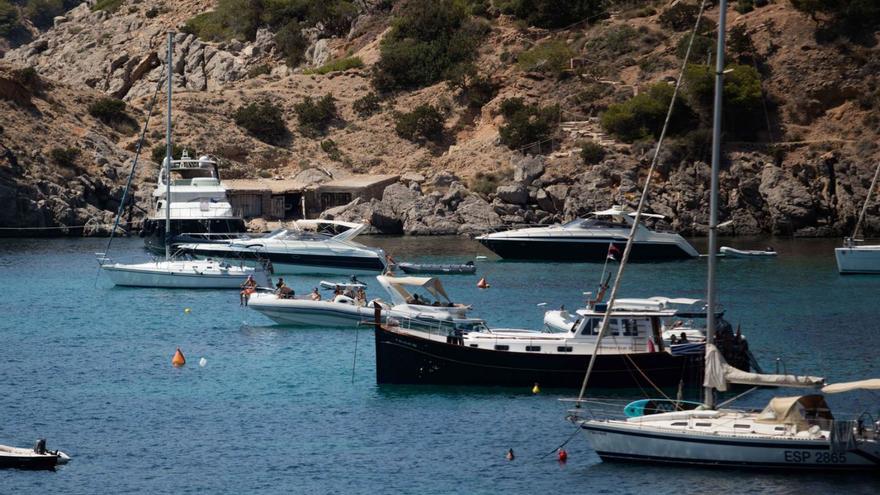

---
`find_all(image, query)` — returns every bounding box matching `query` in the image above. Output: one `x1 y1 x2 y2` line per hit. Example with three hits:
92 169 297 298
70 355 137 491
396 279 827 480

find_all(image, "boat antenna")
704 0 727 411
850 161 880 242
575 0 711 405
165 32 174 261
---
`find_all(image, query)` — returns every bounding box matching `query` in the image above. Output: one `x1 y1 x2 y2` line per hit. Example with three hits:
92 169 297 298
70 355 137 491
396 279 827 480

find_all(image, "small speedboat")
719 246 777 258
98 254 271 289
398 261 476 275
0 439 70 470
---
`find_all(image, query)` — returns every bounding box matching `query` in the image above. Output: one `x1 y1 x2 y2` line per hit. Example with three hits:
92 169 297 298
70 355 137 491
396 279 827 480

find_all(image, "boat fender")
558 449 568 463
532 383 540 394
34 438 46 454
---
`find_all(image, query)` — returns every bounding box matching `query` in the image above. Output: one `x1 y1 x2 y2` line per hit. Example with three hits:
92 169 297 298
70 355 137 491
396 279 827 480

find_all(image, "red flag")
607 243 621 261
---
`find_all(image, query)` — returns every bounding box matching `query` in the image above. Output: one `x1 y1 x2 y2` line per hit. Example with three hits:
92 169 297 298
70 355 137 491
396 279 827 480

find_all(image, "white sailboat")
835 161 880 274
99 33 269 289
567 0 880 471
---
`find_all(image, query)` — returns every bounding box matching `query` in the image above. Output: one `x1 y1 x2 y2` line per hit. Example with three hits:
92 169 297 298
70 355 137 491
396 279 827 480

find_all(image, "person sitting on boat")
355 287 366 305
276 281 294 299
239 275 258 306
670 334 678 345
679 332 689 343
276 278 286 291
310 288 321 301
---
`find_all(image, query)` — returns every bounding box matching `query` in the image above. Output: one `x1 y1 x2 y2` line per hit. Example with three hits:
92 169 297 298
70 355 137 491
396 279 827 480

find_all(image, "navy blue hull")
374 326 703 389
0 455 61 470
477 238 695 262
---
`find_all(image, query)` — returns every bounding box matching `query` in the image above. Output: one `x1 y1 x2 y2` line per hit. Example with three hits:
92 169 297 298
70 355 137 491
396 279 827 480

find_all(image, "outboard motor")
34 438 47 454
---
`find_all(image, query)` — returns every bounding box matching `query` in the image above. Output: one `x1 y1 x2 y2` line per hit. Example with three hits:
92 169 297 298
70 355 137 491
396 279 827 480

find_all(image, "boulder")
400 171 426 185
306 38 331 67
293 167 332 186
512 154 545 185
456 195 503 235
440 181 468 208
382 182 419 216
430 171 459 188
759 164 817 234
496 184 528 204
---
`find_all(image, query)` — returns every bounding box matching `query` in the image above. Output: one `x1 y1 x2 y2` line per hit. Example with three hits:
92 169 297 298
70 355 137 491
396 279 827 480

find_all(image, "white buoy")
475 255 488 260
536 302 547 307
199 357 207 367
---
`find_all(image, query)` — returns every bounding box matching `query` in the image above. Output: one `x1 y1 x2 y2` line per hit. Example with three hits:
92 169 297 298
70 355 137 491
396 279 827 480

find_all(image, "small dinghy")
719 246 777 258
0 439 70 470
398 261 476 275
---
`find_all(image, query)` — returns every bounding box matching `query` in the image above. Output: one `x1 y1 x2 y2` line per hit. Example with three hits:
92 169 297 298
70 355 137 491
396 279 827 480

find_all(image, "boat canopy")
755 395 833 428
822 378 880 394
376 275 451 305
704 344 824 392
589 206 665 220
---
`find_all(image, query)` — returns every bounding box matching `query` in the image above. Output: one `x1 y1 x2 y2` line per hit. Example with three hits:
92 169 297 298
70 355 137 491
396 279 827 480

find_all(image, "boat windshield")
565 217 629 229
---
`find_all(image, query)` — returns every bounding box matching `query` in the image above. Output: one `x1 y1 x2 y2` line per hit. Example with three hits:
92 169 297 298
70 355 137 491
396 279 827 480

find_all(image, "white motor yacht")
179 220 387 275
247 275 486 331
140 151 245 255
475 205 698 261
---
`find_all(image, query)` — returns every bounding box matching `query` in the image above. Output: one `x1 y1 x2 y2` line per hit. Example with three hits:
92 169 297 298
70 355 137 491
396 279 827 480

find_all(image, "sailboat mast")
851 162 880 241
704 0 727 409
164 33 173 261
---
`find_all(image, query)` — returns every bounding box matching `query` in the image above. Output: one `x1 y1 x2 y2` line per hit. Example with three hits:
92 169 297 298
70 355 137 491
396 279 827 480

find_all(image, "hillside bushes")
353 92 381 118
684 63 764 137
372 0 486 90
294 94 337 137
50 147 79 168
0 1 20 38
498 98 559 150
790 0 880 42
394 105 445 143
516 40 574 77
88 97 129 124
497 0 607 29
233 101 288 145
305 56 363 75
600 83 693 142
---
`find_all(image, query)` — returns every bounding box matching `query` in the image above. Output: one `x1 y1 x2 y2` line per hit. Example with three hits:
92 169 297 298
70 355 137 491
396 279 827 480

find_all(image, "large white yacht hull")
581 421 880 470
835 245 880 274
102 260 269 289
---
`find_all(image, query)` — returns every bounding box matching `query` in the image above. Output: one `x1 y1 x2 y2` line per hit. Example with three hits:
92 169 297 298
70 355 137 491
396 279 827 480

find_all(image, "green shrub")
469 170 502 196
182 12 231 41
294 94 337 137
233 101 288 145
498 98 560 150
516 40 574 76
150 143 196 164
50 147 80 168
394 104 445 143
600 83 694 142
497 0 607 29
275 21 308 67
320 139 342 161
92 0 124 13
11 66 41 90
728 24 756 61
736 0 754 14
372 0 486 90
684 63 764 138
145 6 160 18
463 75 496 108
790 0 880 42
676 33 715 61
585 25 639 58
88 97 128 124
353 92 381 118
579 140 606 165
0 0 20 38
304 56 363 75
659 2 699 31
25 0 66 29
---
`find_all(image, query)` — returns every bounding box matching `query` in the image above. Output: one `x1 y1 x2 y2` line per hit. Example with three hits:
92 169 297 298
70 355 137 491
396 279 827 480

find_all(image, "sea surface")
0 235 878 494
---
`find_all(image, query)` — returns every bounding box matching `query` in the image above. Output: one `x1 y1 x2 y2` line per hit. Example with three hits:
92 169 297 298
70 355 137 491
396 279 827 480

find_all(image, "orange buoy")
172 347 186 367
477 277 490 289
558 449 568 463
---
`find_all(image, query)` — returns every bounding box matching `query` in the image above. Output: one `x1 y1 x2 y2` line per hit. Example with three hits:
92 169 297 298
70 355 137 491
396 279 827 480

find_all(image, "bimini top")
755 395 833 428
822 378 880 394
376 275 451 305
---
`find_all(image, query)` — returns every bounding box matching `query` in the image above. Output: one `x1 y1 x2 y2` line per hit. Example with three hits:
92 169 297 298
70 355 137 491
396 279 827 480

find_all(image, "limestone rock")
496 184 528 205
382 182 419 216
456 195 503 235
512 154 545 185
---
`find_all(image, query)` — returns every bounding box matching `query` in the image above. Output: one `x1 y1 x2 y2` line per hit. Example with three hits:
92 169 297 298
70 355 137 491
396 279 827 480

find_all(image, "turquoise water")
0 235 878 493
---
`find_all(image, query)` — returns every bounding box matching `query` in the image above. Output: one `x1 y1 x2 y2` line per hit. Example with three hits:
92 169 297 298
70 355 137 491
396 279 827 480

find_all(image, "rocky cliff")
1 0 879 237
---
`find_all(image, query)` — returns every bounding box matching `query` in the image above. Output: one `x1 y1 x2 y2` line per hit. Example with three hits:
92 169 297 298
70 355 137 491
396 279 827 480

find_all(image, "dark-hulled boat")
372 305 707 389
0 440 70 470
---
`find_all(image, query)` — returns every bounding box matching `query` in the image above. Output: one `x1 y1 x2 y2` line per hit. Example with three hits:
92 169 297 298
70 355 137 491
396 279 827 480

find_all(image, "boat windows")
526 346 541 352
733 424 751 429
557 346 573 352
494 345 509 351
671 422 688 426
695 422 712 427
469 344 478 348
622 319 640 337
582 318 620 336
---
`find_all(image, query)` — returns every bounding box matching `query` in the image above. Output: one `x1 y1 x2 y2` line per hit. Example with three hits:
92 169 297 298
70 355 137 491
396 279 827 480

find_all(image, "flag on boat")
607 243 621 261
